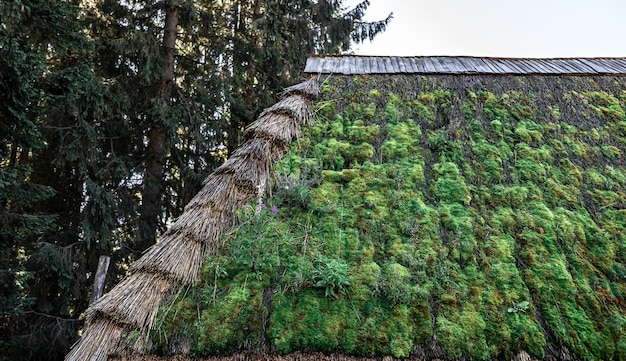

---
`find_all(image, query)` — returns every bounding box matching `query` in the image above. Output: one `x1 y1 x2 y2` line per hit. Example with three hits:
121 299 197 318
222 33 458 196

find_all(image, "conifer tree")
1 1 390 359
0 1 87 359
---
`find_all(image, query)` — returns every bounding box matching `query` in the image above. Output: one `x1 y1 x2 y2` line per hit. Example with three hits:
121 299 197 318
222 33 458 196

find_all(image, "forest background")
0 1 390 360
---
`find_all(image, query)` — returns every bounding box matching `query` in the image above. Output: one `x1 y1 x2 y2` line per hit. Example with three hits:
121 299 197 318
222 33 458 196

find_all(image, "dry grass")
244 113 304 149
86 273 172 329
65 79 319 361
65 318 124 361
130 234 206 284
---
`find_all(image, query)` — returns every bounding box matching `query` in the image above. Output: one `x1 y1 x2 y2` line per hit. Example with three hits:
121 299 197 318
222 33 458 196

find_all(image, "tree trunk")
140 0 179 252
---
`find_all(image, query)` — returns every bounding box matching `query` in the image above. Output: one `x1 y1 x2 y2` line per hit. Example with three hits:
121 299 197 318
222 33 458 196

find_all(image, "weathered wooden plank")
596 59 623 73
403 57 416 72
611 58 626 70
365 57 376 73
530 60 551 74
614 59 626 70
340 56 353 75
464 57 485 73
493 59 517 74
504 59 527 74
438 56 460 73
397 57 409 73
366 57 376 74
364 57 372 73
542 59 563 73
347 57 356 75
552 59 576 73
468 58 494 73
382 56 394 73
422 57 438 72
520 59 544 74
485 59 508 73
388 56 399 73
528 59 550 73
354 57 363 74
564 59 589 73
502 59 523 73
516 59 540 74
450 57 476 73
372 57 385 74
431 57 446 72
334 57 346 74
318 57 332 74
438 57 456 72
596 59 621 73
543 59 567 73
410 57 427 73
304 57 319 74
562 59 584 73
370 57 378 73
485 59 505 73
590 61 614 73
333 57 342 74
578 59 605 74
519 59 539 73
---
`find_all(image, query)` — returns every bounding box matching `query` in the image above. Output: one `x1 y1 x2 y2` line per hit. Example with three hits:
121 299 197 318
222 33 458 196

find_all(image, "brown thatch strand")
280 78 320 100
244 113 304 146
130 233 205 284
86 273 172 329
65 318 125 361
195 174 244 210
65 79 318 361
259 94 313 124
229 139 272 162
231 158 271 186
215 152 271 179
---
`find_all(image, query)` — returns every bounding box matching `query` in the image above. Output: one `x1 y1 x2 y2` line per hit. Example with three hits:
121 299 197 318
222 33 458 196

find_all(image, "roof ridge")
305 55 626 75
307 54 626 61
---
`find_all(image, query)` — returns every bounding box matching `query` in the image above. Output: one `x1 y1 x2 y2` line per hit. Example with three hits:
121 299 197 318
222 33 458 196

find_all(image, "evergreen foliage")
1 1 90 359
0 1 389 359
156 75 626 360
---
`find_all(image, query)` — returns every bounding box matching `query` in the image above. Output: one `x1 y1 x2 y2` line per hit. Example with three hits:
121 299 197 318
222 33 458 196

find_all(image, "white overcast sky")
345 0 626 58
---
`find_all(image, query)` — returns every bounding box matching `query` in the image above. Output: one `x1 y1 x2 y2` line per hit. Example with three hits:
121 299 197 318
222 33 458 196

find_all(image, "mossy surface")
153 75 626 360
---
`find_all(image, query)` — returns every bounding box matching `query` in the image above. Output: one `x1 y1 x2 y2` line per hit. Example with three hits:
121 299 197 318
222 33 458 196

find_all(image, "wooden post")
89 255 111 305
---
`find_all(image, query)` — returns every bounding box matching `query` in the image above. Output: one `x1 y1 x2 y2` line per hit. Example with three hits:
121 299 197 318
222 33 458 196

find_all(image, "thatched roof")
75 57 626 361
64 79 319 361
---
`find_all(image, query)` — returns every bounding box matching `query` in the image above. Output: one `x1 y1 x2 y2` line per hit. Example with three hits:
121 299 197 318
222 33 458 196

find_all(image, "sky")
345 0 626 58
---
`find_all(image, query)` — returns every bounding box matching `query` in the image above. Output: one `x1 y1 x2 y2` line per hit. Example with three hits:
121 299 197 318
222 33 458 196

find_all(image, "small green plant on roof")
312 256 351 299
507 300 530 313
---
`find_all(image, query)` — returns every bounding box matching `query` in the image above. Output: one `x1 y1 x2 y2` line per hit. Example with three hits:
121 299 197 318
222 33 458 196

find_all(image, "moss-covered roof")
153 73 626 361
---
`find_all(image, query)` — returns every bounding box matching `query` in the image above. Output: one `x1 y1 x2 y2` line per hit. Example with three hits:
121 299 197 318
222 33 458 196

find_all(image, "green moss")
155 75 626 361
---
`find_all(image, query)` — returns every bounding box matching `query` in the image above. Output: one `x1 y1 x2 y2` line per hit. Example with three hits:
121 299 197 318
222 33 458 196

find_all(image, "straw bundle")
193 174 243 211
244 113 304 149
65 318 124 361
86 273 172 329
259 95 314 126
130 233 205 285
230 139 273 163
65 79 319 361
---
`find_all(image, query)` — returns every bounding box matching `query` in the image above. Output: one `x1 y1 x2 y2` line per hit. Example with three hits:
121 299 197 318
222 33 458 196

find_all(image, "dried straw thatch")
65 79 319 361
